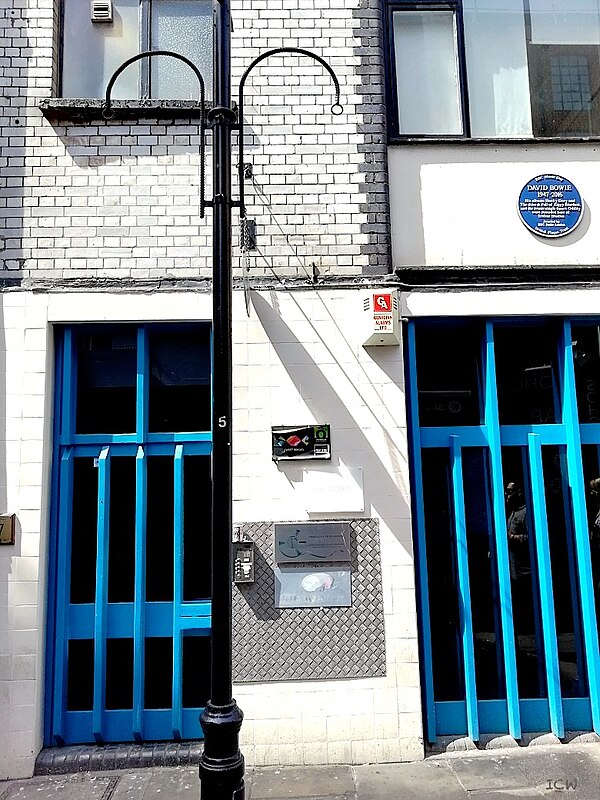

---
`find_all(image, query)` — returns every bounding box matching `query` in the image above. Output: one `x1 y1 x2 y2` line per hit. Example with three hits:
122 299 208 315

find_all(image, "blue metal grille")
407 318 600 743
46 325 213 745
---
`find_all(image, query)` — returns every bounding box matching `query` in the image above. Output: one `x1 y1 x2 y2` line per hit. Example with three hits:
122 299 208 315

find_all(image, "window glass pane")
529 1 600 135
494 323 561 425
463 0 533 136
393 10 462 135
416 323 482 427
529 0 600 46
76 329 137 434
151 0 213 100
573 325 600 423
148 328 211 433
62 0 139 99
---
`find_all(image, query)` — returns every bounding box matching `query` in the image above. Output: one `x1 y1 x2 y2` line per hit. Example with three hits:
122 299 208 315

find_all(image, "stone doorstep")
34 743 204 775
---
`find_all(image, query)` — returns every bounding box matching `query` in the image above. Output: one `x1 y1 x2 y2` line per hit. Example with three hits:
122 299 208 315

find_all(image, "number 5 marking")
218 416 227 428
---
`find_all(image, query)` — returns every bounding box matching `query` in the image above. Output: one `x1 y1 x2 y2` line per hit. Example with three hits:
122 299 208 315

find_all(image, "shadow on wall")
251 291 412 553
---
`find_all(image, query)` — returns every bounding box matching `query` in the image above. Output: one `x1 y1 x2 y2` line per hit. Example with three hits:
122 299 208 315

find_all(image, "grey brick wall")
0 0 390 284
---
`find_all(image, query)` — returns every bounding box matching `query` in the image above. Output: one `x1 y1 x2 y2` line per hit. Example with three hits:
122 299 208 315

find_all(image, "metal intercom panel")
233 541 255 583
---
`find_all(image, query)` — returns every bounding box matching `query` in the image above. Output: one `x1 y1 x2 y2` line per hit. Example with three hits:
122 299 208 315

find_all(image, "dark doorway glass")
501 447 546 699
145 638 173 709
415 323 483 427
463 448 505 700
495 324 561 425
148 327 211 433
183 456 211 601
76 329 137 434
106 639 134 710
542 446 588 697
582 444 600 644
108 457 136 603
67 639 94 711
422 448 464 701
572 325 600 423
146 457 174 602
182 635 211 707
70 457 98 604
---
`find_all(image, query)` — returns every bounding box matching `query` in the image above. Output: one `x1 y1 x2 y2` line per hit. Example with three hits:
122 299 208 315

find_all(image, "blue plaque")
518 175 583 238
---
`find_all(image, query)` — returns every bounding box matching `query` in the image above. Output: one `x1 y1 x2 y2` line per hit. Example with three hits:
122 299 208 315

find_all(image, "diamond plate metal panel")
232 519 386 682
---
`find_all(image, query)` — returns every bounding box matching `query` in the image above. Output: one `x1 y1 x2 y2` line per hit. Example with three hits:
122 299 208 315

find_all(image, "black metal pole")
198 0 245 798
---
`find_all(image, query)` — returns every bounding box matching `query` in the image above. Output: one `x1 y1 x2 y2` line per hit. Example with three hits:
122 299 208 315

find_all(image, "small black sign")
271 424 331 461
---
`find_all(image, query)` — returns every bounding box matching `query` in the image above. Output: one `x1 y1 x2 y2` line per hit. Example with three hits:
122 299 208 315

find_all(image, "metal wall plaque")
275 521 351 564
0 514 15 545
275 567 351 608
518 174 584 238
272 424 331 460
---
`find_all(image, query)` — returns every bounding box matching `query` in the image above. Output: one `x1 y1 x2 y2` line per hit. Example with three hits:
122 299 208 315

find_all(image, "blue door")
407 318 600 743
46 325 213 745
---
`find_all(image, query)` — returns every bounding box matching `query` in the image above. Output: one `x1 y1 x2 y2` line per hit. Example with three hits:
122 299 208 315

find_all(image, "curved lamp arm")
103 50 209 217
237 47 343 218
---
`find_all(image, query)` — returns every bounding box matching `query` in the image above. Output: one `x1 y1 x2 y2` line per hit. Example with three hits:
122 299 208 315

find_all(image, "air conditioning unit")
91 0 113 23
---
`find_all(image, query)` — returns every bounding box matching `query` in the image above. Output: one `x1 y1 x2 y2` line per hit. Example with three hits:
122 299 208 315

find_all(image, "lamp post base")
199 701 245 800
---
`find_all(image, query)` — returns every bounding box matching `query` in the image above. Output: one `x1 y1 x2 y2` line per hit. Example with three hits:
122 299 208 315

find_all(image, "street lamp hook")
103 50 209 217
237 47 343 219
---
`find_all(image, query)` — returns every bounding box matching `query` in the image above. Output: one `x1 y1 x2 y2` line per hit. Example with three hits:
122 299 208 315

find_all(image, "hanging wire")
240 216 253 315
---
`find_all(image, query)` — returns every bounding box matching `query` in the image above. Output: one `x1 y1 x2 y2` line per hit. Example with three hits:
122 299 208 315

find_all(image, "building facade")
2 0 600 783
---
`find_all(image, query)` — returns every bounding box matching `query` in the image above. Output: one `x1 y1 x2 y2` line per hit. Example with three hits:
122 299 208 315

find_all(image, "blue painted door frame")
45 325 213 745
406 317 600 743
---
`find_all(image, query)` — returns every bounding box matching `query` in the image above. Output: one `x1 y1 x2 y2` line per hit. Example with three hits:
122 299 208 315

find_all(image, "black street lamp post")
198 0 245 798
104 2 341 797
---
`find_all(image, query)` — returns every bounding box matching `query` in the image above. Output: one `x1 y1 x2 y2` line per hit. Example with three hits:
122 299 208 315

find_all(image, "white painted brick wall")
0 0 389 283
0 291 53 780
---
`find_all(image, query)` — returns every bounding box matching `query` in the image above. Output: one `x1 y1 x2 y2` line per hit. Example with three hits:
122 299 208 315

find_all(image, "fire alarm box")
362 290 400 346
233 541 255 584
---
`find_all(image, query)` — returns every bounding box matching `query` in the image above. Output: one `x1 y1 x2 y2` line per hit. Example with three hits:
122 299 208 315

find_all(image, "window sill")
389 135 600 146
39 98 206 122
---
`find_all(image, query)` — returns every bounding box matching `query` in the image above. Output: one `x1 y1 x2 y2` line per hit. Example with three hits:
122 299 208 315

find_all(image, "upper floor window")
388 0 600 139
61 0 212 101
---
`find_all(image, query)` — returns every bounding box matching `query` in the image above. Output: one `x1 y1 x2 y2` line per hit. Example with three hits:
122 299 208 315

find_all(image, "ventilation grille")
91 0 113 22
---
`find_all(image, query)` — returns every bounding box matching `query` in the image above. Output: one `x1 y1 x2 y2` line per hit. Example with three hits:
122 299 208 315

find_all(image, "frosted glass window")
151 0 213 100
463 0 533 136
529 0 600 46
62 0 139 99
393 10 463 135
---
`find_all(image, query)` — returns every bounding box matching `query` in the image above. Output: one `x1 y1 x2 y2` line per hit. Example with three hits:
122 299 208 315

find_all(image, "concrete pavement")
2 743 600 799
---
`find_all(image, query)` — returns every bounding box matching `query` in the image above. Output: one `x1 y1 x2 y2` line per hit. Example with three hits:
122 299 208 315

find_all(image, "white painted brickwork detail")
0 0 389 284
